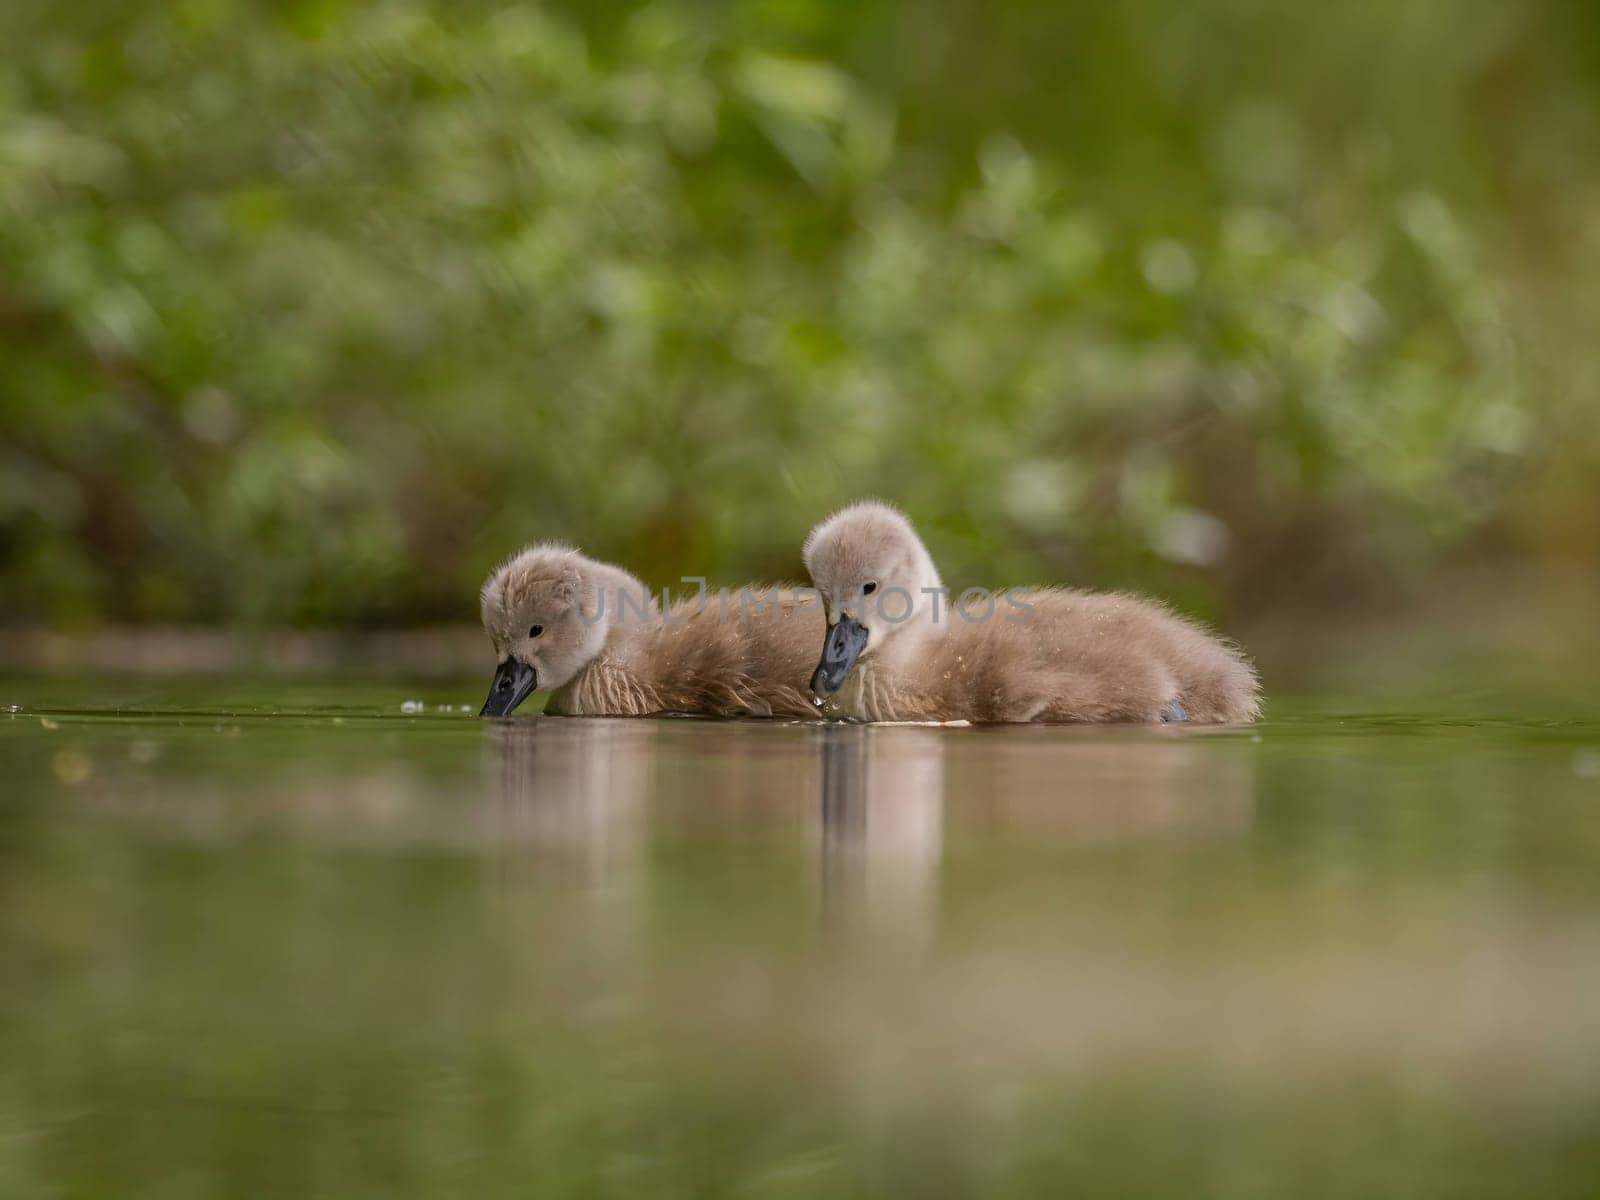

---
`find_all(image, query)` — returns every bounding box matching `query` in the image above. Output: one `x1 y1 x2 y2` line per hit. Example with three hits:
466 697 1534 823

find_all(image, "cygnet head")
478 544 631 716
802 501 943 697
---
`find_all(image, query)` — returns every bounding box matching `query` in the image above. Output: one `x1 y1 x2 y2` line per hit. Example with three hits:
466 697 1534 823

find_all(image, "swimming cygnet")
802 502 1260 724
478 543 825 719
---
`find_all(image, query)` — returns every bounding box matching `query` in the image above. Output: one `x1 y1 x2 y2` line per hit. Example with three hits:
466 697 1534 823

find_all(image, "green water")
4 679 1600 1199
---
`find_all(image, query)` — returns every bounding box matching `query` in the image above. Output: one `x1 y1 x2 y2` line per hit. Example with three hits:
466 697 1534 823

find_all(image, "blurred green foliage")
2 0 1597 626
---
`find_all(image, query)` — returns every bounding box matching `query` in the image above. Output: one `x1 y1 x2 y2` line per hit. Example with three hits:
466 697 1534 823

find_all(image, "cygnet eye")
529 625 544 638
862 581 878 595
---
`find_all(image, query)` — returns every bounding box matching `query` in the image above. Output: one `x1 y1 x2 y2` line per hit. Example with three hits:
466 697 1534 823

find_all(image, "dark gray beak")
480 658 538 717
810 616 869 698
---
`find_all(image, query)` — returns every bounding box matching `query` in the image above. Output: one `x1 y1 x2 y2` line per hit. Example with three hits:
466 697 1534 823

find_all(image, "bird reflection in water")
488 720 1255 941
818 726 945 939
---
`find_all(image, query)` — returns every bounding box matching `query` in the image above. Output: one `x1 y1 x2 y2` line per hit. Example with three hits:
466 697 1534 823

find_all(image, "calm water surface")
3 679 1600 1198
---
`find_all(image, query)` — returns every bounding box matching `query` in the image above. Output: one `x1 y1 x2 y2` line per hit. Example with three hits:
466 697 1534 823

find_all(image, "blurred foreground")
4 682 1600 1197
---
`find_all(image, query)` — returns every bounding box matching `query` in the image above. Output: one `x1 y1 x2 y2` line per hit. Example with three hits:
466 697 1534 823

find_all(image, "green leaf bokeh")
2 0 1596 626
